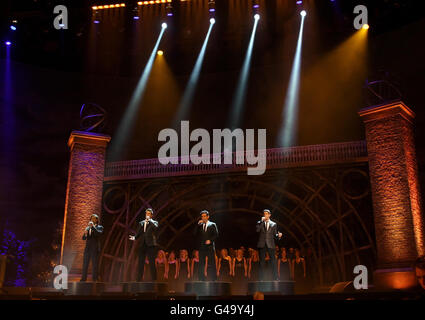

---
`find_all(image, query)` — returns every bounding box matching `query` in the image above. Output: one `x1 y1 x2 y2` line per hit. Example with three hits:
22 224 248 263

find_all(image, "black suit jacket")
256 220 280 249
193 221 218 250
82 224 104 250
135 219 159 247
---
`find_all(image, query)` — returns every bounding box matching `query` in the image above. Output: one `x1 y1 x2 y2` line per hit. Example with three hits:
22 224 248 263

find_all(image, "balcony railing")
104 140 368 181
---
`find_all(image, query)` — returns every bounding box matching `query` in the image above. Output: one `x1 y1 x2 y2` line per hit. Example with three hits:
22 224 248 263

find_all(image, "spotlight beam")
228 16 259 130
173 21 215 127
110 25 166 159
278 14 306 147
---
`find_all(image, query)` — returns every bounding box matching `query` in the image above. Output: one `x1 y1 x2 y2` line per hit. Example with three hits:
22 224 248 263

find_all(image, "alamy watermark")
158 121 267 176
53 5 68 30
353 5 368 30
53 265 68 290
353 265 368 290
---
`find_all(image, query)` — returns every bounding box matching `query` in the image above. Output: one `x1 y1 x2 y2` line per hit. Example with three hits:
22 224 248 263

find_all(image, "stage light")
110 25 167 160
162 22 167 29
208 0 216 12
5 41 11 46
157 50 164 56
173 20 215 127
300 10 307 17
228 14 260 130
362 24 369 30
132 6 140 20
94 20 100 24
278 9 306 147
91 3 125 10
296 0 303 4
166 3 173 16
10 26 16 31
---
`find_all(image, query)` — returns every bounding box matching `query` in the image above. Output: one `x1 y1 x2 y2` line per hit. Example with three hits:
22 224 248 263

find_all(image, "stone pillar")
60 131 111 277
359 101 425 289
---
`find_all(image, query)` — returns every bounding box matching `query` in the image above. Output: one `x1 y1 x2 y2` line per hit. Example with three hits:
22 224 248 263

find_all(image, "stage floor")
1 282 423 300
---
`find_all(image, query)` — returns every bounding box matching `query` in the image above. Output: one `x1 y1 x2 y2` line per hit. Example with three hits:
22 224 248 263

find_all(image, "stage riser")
122 282 168 295
185 282 231 296
62 281 294 296
65 282 107 296
247 281 295 295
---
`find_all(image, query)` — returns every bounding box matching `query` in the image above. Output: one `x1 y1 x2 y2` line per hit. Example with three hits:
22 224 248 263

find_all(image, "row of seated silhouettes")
140 246 308 293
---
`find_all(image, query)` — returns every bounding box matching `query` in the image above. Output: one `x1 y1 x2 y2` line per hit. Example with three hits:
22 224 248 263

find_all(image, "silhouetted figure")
167 251 178 291
177 249 190 291
81 214 103 282
248 250 260 281
193 210 218 281
191 250 200 281
218 249 232 281
278 248 291 281
129 208 159 281
256 209 282 281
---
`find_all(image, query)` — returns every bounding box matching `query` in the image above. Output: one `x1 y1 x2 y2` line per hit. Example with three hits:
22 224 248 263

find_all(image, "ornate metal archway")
99 145 375 287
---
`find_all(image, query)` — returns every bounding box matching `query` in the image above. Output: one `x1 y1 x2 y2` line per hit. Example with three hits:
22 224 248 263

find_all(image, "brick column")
359 101 425 289
60 131 111 277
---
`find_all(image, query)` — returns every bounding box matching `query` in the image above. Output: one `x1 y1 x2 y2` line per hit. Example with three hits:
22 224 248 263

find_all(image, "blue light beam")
228 15 260 130
278 14 306 147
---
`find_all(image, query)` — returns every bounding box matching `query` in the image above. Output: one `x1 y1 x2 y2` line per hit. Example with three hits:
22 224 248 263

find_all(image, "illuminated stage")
1 0 425 310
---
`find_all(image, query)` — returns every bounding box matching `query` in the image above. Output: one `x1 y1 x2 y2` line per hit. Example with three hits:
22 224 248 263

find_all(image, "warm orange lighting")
362 24 369 30
157 50 164 56
91 3 126 10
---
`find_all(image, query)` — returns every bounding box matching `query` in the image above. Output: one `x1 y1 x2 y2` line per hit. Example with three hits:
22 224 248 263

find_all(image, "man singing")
256 209 282 281
129 208 158 282
193 210 218 281
81 214 104 282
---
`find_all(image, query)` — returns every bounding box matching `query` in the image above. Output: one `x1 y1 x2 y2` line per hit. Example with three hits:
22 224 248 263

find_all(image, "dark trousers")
259 245 278 280
137 244 157 281
81 245 99 281
199 246 217 281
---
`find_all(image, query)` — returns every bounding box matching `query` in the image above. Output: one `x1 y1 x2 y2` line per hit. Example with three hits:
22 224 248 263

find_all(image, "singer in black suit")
193 210 219 281
81 214 104 282
256 209 282 281
129 208 159 281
